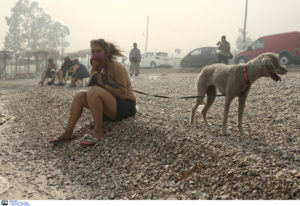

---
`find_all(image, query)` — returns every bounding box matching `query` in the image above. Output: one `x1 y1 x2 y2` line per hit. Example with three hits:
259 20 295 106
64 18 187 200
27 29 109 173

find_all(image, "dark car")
180 47 219 68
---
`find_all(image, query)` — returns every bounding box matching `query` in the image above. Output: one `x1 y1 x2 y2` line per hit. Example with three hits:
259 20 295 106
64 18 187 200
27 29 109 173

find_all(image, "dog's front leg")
238 96 246 136
221 96 233 136
238 91 250 137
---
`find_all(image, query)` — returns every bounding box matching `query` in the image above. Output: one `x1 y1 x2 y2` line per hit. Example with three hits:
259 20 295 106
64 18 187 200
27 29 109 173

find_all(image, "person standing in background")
129 42 141 77
217 35 231 64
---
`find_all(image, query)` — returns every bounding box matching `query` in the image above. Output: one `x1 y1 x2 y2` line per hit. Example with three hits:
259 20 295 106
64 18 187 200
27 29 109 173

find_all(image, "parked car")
180 47 218 68
234 31 300 65
140 52 173 69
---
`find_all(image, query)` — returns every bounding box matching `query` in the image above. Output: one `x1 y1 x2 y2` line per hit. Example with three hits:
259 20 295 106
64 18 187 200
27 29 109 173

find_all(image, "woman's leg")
63 91 89 137
86 86 117 138
39 72 47 85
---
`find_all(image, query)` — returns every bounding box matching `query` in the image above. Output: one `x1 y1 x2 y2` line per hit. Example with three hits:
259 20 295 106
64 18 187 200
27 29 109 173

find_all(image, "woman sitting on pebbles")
49 39 137 146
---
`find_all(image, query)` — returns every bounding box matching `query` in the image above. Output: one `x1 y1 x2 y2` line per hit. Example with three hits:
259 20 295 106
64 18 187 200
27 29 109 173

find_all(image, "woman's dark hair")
90 39 124 61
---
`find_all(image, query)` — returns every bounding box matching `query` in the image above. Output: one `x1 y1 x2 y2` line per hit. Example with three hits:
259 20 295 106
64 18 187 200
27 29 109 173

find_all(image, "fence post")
27 55 30 73
15 55 18 74
35 55 38 73
4 50 7 79
11 53 13 75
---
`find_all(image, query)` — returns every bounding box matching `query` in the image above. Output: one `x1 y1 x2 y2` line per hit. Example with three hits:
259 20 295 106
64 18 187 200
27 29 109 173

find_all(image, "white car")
140 52 173 69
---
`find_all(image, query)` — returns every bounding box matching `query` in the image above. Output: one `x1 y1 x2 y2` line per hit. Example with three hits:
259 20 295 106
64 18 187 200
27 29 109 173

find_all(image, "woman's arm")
104 64 128 99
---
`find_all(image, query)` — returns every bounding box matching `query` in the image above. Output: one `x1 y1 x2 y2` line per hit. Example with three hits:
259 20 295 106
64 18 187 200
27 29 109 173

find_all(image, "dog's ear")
262 56 275 70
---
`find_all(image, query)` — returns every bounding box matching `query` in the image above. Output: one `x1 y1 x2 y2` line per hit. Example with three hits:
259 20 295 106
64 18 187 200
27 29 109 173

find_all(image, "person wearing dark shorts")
69 61 90 87
49 39 137 146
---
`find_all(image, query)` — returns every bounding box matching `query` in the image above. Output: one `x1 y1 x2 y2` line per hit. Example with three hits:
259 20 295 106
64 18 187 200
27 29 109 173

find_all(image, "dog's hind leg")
202 86 216 129
191 97 205 124
190 86 206 124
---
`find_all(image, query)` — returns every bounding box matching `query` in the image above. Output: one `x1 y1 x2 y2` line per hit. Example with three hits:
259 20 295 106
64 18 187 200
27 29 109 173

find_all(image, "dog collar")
243 66 250 84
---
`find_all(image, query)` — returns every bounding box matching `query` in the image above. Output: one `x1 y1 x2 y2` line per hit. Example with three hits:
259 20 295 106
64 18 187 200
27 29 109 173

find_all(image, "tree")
4 0 69 53
235 28 252 52
4 0 26 53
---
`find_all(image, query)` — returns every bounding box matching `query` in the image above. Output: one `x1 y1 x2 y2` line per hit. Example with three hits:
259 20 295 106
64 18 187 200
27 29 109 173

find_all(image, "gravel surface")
0 68 299 199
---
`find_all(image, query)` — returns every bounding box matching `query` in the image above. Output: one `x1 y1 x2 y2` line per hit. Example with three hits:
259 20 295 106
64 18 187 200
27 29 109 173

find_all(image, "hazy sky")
1 0 300 56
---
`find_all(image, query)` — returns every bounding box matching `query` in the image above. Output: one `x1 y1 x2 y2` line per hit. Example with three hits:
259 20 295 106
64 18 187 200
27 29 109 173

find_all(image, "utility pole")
145 16 149 53
243 0 248 49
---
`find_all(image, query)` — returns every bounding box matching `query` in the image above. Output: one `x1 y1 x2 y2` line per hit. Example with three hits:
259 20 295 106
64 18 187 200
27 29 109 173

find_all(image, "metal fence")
0 49 92 80
0 50 63 80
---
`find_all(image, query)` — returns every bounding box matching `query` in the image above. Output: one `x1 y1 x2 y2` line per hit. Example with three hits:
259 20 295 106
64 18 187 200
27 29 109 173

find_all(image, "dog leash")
97 74 226 100
132 89 225 99
104 79 225 99
115 79 226 99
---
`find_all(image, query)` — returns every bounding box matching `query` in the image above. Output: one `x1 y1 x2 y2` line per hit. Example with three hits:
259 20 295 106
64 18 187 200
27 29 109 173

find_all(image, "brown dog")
190 52 288 136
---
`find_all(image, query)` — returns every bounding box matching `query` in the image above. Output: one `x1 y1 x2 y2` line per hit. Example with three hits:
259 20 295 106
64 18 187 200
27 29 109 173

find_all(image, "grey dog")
190 52 288 136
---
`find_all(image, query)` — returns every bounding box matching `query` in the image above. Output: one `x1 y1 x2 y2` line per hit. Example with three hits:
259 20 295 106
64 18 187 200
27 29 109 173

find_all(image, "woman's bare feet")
80 133 102 146
48 134 77 143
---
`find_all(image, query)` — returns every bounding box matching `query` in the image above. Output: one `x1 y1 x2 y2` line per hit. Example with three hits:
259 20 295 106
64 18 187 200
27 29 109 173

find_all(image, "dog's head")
261 52 288 81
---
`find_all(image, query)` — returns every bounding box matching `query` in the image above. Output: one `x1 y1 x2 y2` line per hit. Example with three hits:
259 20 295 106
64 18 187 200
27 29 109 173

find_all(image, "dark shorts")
103 98 137 121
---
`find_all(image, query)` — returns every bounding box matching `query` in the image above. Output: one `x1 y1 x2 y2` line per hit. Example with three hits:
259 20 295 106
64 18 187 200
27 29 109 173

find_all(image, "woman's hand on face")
91 60 100 71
